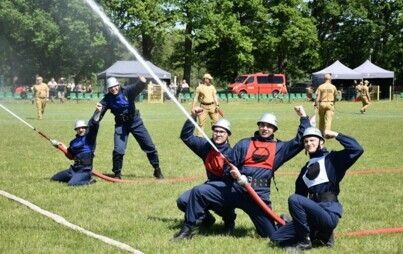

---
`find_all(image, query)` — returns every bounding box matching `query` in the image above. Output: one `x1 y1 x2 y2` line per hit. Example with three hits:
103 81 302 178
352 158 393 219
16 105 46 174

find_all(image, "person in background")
314 74 337 134
86 82 94 96
50 103 103 186
98 76 164 180
32 76 49 120
173 109 236 241
270 127 363 251
48 78 57 102
191 73 220 137
57 78 66 103
360 80 371 114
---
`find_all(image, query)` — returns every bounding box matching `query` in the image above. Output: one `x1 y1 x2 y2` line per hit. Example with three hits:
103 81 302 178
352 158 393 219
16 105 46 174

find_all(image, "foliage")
0 0 402 89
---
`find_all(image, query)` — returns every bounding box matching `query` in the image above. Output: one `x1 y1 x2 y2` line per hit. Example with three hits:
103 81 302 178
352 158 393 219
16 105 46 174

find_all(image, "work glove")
50 139 59 147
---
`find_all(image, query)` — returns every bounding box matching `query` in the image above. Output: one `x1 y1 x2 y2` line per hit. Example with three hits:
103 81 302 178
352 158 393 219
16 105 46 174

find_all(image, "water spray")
84 0 217 152
83 0 286 226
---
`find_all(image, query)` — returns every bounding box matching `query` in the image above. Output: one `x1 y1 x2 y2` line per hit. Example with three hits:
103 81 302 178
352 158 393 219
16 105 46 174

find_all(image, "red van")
228 72 287 97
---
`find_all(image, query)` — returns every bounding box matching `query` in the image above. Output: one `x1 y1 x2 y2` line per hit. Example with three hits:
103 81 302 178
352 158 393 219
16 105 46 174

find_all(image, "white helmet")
74 120 87 130
106 77 119 88
212 118 231 135
302 127 324 142
257 113 278 130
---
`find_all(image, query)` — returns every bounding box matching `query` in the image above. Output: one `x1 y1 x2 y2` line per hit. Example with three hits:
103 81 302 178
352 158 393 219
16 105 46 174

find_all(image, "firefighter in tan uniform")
191 73 220 136
360 80 371 113
32 76 49 120
354 80 363 99
314 74 337 134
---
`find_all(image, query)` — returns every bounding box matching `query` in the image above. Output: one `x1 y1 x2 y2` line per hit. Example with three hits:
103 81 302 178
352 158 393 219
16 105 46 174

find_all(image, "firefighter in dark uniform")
175 108 236 236
172 106 310 241
270 127 364 251
50 103 102 186
98 77 164 179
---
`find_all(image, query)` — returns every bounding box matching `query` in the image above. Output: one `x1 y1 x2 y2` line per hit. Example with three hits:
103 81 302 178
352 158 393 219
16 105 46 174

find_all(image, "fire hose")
0 103 285 225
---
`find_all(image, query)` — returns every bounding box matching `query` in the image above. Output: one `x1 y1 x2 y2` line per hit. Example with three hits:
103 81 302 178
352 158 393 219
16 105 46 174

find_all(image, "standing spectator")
86 82 94 95
270 128 363 251
191 73 220 137
354 80 363 99
314 74 337 134
48 78 58 102
70 79 76 94
180 79 190 94
98 77 164 180
50 103 102 186
32 76 49 120
172 106 310 240
57 78 66 103
360 80 371 113
173 110 236 240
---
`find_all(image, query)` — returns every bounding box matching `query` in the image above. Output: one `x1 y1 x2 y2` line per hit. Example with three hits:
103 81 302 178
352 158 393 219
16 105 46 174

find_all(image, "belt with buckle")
248 176 271 188
201 102 214 105
309 192 338 202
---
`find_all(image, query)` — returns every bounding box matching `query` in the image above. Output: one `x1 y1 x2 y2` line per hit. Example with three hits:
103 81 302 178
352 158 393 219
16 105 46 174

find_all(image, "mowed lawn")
0 98 402 254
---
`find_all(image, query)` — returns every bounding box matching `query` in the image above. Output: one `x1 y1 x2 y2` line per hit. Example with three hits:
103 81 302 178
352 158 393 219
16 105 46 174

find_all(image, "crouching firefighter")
50 103 102 186
270 127 364 251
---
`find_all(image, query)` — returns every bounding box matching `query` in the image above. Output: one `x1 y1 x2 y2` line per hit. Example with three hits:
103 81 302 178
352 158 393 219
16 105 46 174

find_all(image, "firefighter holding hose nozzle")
172 106 309 241
50 103 102 186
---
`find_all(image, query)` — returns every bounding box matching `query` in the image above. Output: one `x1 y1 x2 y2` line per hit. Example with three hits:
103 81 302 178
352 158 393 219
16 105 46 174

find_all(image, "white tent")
353 60 394 78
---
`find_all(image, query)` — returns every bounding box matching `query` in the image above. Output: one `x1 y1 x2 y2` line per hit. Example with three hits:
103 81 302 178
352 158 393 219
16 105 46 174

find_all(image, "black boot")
201 211 216 227
316 231 335 247
284 236 312 251
223 220 235 235
171 226 192 241
112 151 123 179
153 167 164 179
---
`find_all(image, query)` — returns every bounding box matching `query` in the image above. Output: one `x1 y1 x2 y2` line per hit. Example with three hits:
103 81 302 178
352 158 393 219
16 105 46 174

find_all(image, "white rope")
0 190 143 254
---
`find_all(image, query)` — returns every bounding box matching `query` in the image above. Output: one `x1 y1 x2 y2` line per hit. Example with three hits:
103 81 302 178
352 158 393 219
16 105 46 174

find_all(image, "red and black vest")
244 140 277 169
205 150 225 177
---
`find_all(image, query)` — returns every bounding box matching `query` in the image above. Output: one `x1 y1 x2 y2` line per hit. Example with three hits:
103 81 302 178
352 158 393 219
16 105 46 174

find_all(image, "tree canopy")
0 0 401 88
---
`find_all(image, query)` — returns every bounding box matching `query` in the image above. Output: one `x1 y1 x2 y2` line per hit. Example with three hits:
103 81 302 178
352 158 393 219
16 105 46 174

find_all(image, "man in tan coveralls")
360 80 371 113
314 74 337 134
191 73 220 136
32 76 49 120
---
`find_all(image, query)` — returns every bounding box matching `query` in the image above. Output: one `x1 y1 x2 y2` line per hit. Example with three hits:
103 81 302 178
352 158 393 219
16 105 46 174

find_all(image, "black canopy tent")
353 60 394 99
311 60 363 100
312 60 363 85
98 60 171 86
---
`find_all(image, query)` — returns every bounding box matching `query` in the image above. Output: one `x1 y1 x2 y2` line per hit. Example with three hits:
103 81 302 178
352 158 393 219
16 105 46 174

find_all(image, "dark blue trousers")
51 166 92 186
113 115 159 174
270 194 339 244
184 180 276 237
177 185 236 224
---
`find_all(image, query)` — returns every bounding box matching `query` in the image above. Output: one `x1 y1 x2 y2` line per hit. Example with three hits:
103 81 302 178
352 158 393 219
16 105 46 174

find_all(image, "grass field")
0 98 402 253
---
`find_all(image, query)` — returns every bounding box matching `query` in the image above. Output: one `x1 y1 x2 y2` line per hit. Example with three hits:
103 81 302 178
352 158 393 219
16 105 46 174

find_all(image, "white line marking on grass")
0 190 143 254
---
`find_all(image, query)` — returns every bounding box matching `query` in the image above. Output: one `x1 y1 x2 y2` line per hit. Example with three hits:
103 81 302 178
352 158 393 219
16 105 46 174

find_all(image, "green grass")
0 99 402 253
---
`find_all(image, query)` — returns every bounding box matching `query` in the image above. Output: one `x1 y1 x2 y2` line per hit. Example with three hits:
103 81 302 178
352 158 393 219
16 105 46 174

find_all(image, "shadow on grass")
149 215 251 238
